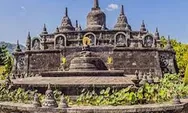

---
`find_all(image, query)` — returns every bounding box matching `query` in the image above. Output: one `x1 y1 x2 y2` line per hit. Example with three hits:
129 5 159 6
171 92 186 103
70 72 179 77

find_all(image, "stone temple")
11 0 178 95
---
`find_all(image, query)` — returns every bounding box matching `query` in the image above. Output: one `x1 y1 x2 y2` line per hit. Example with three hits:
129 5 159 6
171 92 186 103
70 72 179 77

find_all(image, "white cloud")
21 6 26 10
106 3 119 11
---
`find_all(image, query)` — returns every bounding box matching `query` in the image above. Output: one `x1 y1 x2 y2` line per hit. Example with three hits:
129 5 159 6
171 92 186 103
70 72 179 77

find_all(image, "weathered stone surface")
0 99 188 113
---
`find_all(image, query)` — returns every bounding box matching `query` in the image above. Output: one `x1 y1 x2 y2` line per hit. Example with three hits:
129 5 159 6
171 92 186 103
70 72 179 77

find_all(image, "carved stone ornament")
32 39 40 50
17 56 25 70
115 33 127 47
55 36 65 49
160 54 169 68
42 84 58 108
144 35 153 47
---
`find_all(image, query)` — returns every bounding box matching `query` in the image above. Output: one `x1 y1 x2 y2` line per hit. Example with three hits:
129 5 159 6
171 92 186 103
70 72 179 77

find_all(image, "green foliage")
0 45 13 80
160 36 188 73
0 83 36 103
0 45 8 65
76 74 188 106
184 65 188 85
0 74 187 106
0 66 5 75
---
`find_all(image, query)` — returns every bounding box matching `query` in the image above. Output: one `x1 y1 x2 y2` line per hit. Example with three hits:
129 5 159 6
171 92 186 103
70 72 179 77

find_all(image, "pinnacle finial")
168 35 171 40
120 5 124 15
43 24 47 31
165 35 173 50
155 27 160 40
142 20 145 27
76 20 78 28
94 0 99 8
15 40 22 52
140 20 146 32
26 32 31 50
65 7 68 17
48 83 51 90
28 32 31 38
156 27 158 33
56 27 59 33
78 24 82 31
41 24 48 34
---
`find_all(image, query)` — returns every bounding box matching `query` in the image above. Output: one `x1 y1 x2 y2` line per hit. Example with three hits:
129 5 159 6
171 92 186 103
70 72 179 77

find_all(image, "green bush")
184 65 188 85
0 74 188 106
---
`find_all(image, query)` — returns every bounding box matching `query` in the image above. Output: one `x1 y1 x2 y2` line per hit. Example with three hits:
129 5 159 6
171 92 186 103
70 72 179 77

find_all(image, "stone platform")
0 99 188 113
41 70 125 77
12 76 134 95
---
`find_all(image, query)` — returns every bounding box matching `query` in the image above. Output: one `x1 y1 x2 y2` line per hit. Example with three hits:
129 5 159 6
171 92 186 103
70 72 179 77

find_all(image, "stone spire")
114 5 130 30
65 7 68 17
78 24 82 31
120 5 125 15
165 35 173 50
15 40 22 52
93 0 99 9
42 83 58 108
75 20 82 31
86 0 107 30
140 20 146 32
55 27 59 33
76 20 78 28
59 7 75 32
154 27 160 40
41 24 48 35
26 32 31 50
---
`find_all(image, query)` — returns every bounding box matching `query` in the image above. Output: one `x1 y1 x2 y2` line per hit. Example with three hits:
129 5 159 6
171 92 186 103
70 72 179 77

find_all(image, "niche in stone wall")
55 35 66 49
143 35 154 47
84 32 96 46
114 32 127 47
32 38 40 50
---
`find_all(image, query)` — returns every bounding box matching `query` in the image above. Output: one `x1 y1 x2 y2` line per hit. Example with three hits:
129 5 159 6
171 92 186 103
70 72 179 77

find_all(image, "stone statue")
33 39 40 50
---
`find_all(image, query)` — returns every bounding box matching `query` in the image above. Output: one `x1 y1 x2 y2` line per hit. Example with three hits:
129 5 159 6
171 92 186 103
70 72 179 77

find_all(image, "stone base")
41 70 125 77
12 76 133 95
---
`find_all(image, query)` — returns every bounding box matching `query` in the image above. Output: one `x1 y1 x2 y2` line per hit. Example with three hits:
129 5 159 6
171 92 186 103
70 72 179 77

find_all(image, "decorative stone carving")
33 93 41 107
55 35 66 49
160 54 169 68
59 7 75 32
84 32 96 46
17 56 25 71
26 32 31 50
86 0 107 30
59 95 68 108
42 84 58 108
114 32 127 47
143 35 154 47
32 38 40 50
139 73 147 85
114 5 131 30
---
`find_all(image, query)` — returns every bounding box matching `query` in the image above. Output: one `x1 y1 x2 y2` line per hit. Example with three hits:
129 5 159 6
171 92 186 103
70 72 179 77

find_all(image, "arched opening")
84 32 97 46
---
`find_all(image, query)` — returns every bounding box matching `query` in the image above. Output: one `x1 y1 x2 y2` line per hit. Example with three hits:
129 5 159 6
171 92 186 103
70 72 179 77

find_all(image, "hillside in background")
0 41 25 54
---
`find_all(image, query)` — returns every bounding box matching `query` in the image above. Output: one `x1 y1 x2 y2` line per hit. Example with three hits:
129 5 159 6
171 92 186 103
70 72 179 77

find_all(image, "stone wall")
13 46 177 76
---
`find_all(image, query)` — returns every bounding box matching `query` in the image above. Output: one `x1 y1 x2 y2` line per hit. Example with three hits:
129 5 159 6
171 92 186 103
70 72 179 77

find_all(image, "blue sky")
0 0 188 45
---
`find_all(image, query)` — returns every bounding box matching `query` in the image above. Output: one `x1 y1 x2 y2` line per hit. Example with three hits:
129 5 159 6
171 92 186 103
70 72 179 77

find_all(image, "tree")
0 45 8 65
184 65 188 85
0 45 13 79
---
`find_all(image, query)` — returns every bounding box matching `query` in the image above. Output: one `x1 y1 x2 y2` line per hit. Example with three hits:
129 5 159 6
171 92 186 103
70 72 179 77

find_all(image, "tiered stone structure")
11 0 178 94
